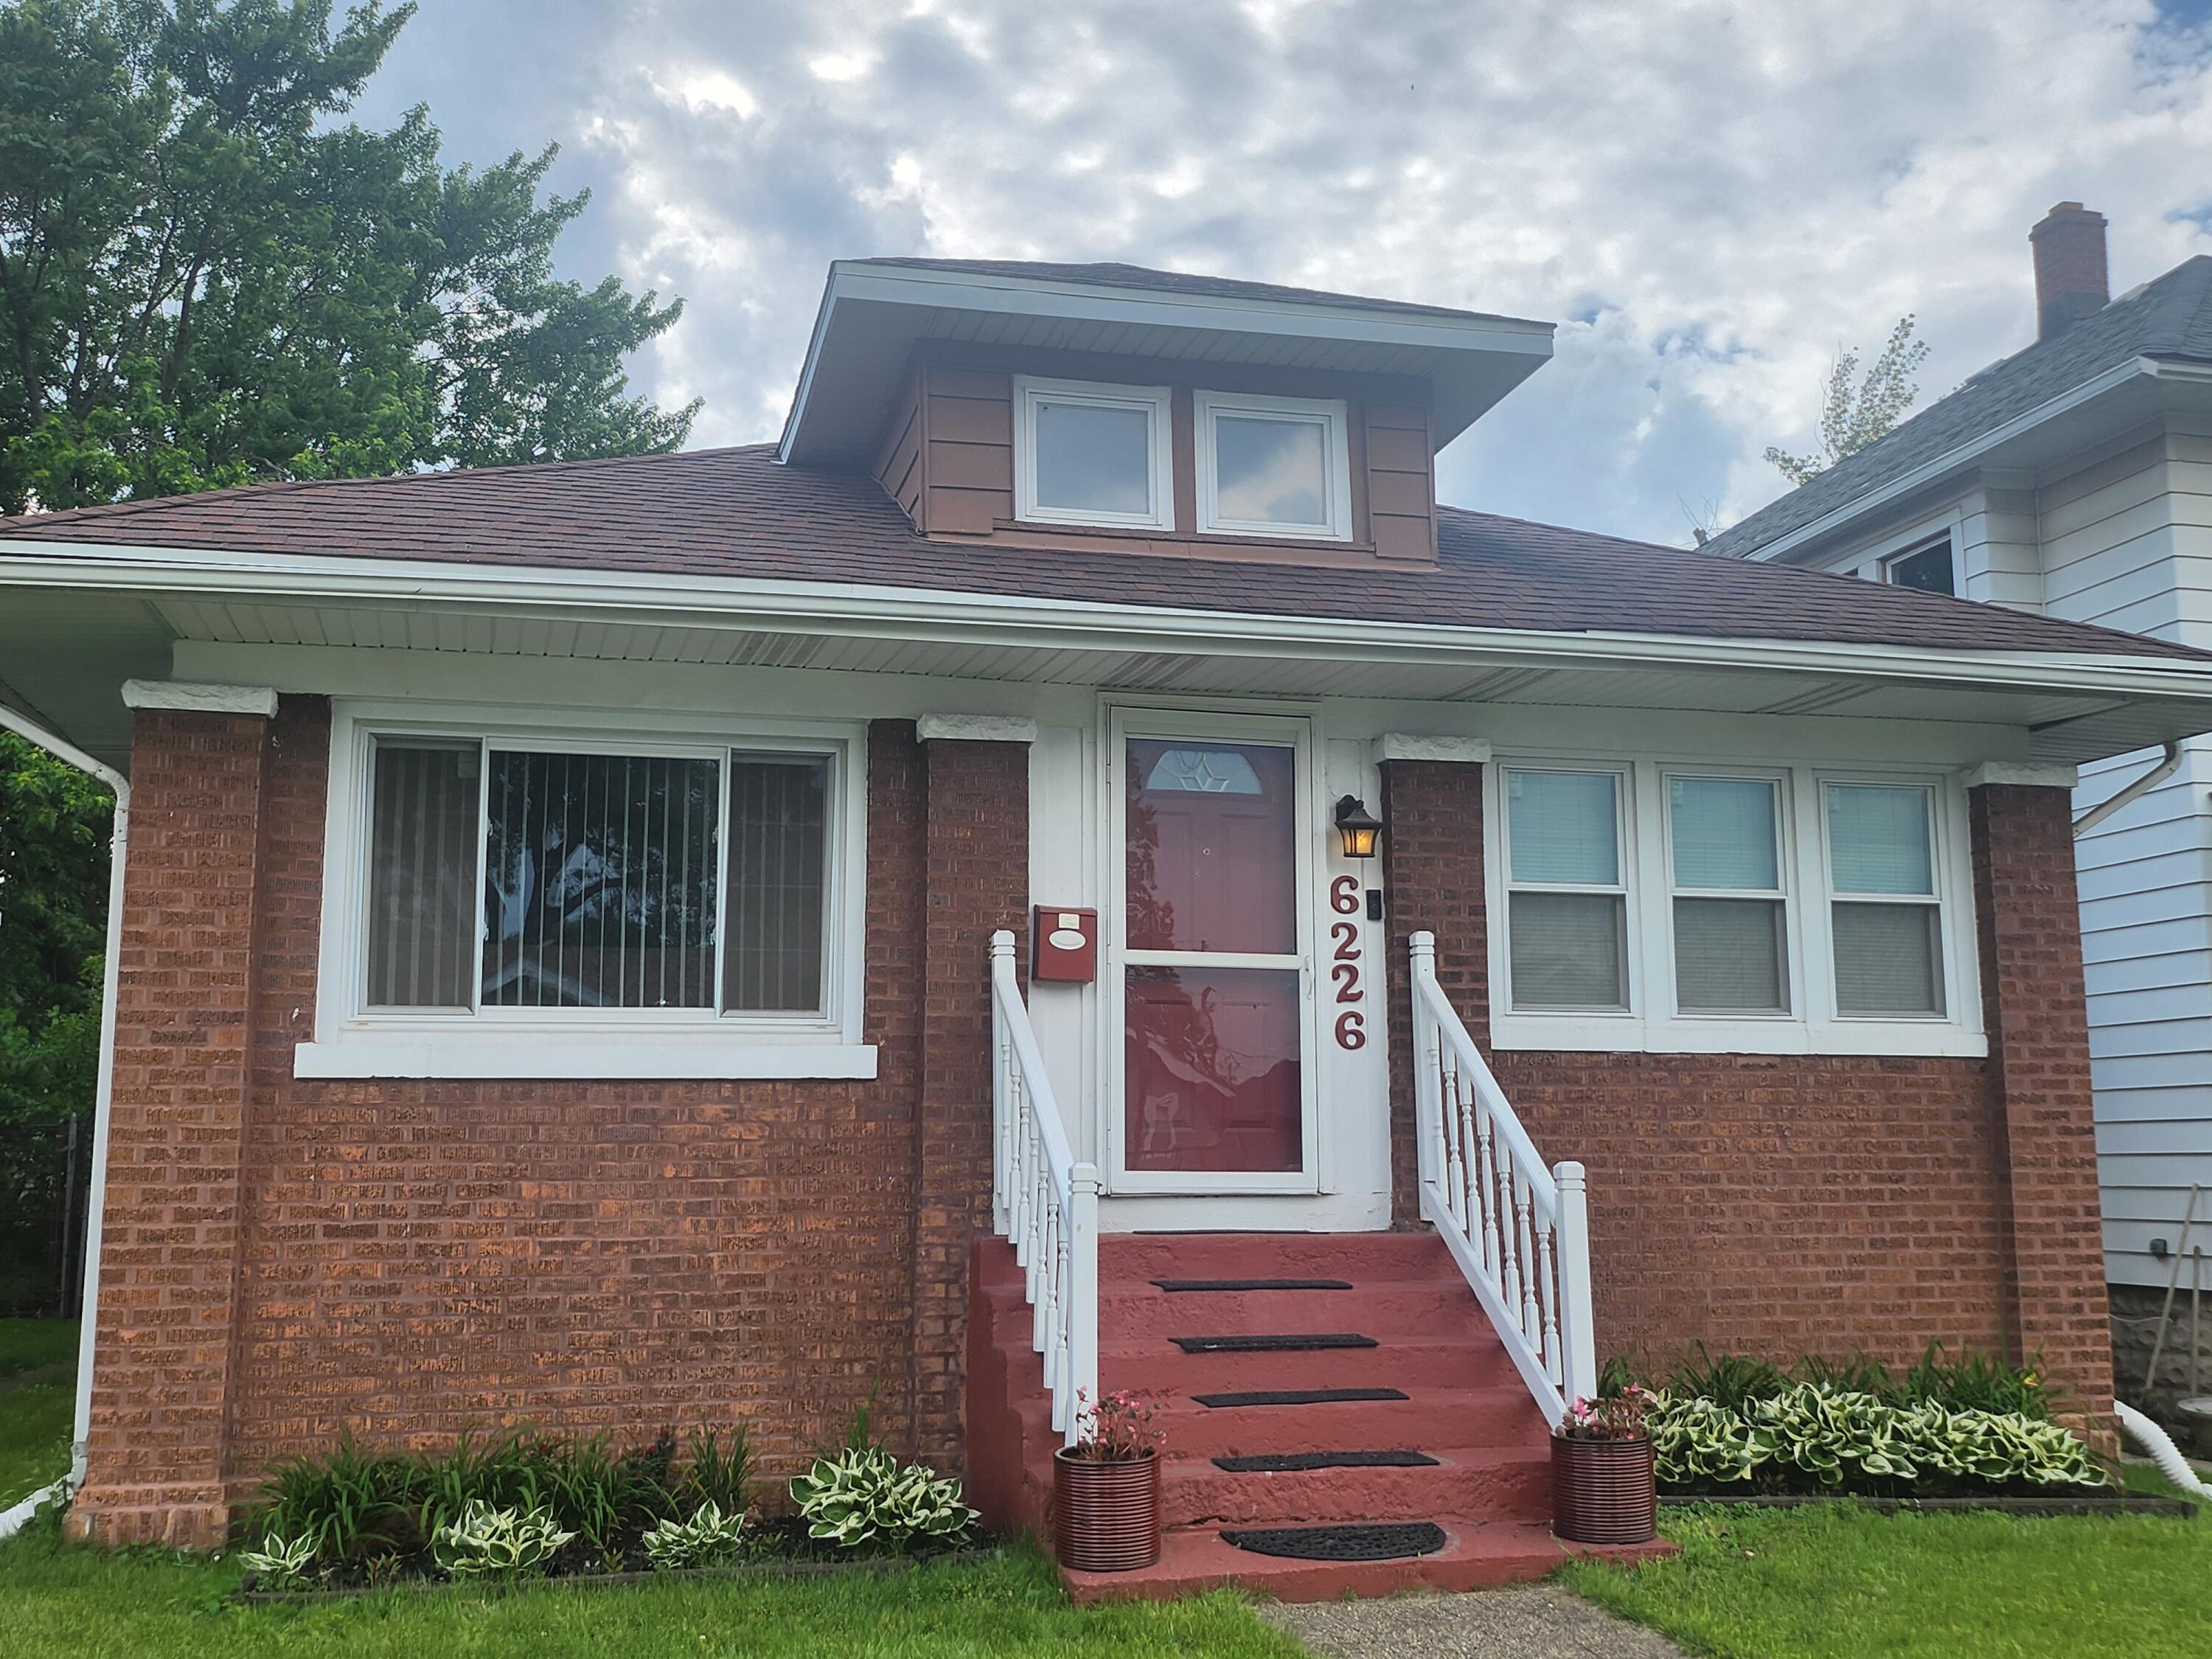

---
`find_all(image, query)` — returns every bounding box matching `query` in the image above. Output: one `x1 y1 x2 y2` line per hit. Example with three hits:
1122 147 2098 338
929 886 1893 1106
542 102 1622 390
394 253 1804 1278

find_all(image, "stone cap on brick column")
1958 760 2079 791
120 680 278 718
915 714 1037 744
1377 733 1491 765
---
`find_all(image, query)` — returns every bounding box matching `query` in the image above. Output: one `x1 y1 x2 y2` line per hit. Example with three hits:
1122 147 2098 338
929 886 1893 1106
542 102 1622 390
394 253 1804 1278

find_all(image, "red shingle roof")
2 445 2202 664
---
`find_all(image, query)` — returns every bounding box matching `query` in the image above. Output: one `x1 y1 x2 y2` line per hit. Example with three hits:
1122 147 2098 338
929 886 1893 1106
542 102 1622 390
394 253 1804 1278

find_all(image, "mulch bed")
234 1518 996 1604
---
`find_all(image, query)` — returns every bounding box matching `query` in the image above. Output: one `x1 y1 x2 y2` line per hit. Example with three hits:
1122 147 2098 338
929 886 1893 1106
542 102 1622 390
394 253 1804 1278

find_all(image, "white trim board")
120 679 276 717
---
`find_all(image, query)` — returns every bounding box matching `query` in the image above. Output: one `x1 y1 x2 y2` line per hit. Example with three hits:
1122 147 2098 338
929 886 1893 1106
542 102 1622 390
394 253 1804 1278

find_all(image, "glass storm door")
1109 710 1318 1194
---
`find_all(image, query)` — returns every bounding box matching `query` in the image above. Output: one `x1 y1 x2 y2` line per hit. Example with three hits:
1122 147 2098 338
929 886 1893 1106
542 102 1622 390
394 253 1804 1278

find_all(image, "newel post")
1554 1160 1599 1407
1408 931 1440 1192
1065 1161 1102 1447
988 929 1015 1233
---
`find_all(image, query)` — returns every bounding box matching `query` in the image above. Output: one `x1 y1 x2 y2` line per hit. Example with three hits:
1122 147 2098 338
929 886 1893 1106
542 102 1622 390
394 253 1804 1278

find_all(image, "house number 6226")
1329 876 1366 1050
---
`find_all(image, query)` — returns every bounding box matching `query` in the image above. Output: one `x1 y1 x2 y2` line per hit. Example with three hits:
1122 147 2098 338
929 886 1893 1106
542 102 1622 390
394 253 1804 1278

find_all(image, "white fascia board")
120 678 277 717
10 538 2212 710
1744 357 2157 566
777 261 1555 463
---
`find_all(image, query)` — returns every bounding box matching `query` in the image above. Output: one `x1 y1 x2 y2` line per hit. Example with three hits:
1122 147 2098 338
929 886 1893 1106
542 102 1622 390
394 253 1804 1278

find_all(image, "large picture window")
305 706 869 1081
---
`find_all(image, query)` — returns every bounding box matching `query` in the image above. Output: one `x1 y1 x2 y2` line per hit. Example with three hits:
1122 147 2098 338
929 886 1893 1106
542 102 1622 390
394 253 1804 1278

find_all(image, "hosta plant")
240 1530 317 1587
790 1445 977 1553
641 1500 748 1571
430 1499 575 1579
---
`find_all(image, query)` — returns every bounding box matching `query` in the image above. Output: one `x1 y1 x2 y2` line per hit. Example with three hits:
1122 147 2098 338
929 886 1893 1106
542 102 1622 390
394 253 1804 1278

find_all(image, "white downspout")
0 704 128 1531
2073 740 2185 839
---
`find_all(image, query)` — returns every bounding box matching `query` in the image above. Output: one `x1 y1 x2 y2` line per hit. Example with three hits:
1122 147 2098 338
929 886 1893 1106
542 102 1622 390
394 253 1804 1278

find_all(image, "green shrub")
680 1425 754 1515
789 1445 977 1553
641 1500 747 1571
1648 1382 2101 1494
1607 1343 2053 1421
254 1434 423 1561
430 1499 574 1579
1666 1346 1790 1408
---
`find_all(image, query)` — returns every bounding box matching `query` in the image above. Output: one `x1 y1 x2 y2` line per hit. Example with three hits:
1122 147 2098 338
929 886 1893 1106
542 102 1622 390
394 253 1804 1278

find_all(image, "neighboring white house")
1708 204 2212 1317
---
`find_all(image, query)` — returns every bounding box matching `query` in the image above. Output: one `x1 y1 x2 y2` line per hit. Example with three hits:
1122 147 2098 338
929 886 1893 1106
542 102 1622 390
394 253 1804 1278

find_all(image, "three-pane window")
365 737 834 1018
1499 762 1961 1037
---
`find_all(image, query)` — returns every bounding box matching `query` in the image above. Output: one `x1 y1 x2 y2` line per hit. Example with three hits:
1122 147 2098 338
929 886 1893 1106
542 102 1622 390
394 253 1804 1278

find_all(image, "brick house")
4 258 2211 1593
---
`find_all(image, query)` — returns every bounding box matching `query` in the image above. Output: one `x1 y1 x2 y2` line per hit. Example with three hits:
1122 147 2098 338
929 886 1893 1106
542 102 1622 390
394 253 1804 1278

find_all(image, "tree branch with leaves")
1764 315 1931 487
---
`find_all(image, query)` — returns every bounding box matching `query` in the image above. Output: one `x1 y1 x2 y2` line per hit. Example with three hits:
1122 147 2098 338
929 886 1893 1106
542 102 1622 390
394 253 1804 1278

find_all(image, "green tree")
1764 315 1932 487
0 0 699 515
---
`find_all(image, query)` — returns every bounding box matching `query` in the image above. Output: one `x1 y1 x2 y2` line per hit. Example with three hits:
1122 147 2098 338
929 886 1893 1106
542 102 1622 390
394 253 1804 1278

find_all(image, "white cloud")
375 0 2212 545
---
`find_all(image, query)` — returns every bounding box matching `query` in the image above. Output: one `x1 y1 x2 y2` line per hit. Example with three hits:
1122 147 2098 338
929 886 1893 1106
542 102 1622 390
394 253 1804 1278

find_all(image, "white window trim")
299 699 875 1081
1497 762 1635 1015
1879 533 1958 595
1012 375 1175 531
1658 768 1795 1020
1486 752 1986 1058
1193 389 1354 541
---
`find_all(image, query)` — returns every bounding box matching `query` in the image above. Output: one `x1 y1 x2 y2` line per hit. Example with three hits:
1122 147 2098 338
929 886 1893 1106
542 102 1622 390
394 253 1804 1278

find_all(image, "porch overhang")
6 540 2212 774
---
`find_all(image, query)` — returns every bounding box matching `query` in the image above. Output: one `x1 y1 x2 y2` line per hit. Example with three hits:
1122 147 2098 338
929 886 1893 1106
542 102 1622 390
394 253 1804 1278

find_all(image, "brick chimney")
2030 201 2109 342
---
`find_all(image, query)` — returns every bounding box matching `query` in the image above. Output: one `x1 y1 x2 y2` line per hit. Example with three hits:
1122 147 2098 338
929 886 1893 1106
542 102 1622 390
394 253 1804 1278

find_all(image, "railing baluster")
1475 1093 1500 1284
1537 1220 1562 1387
1514 1171 1542 1346
1442 1051 1468 1233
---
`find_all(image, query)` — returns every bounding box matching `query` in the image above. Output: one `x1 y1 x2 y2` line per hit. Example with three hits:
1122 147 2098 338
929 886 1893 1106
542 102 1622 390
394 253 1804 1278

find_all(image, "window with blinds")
364 737 835 1019
1666 776 1789 1015
1503 767 1629 1011
1825 782 1944 1017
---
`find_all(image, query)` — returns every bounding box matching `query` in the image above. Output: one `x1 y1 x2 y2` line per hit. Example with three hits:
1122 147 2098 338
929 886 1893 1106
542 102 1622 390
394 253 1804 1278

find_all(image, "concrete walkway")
1262 1585 1688 1658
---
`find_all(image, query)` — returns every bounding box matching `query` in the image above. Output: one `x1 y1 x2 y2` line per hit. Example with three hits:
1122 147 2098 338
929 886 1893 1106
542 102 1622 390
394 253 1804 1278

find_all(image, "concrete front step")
1012 1383 1547 1459
1097 1276 1487 1340
1098 1231 1454 1284
1096 1333 1523 1394
1060 1516 1670 1604
1159 1444 1551 1528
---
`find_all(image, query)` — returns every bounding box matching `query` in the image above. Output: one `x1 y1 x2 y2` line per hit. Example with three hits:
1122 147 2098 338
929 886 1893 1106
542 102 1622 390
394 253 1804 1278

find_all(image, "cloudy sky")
355 0 2212 546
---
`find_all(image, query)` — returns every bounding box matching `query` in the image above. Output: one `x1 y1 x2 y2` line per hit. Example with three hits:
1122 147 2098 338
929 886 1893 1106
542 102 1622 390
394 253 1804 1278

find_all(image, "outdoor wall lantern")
1334 794 1383 859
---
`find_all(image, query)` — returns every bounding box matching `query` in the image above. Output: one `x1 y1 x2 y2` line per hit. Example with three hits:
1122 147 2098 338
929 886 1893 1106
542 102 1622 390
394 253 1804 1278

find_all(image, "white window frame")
1193 389 1354 541
1659 768 1795 1020
1486 752 1985 1057
1496 763 1635 1017
1816 777 1950 1022
1880 534 1958 597
1012 375 1176 532
298 699 875 1080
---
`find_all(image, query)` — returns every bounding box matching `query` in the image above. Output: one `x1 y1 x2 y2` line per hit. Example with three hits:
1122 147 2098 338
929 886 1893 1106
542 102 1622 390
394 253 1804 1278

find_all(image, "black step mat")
1220 1521 1449 1562
1152 1278 1354 1292
1170 1332 1378 1353
1214 1449 1441 1472
1192 1386 1409 1408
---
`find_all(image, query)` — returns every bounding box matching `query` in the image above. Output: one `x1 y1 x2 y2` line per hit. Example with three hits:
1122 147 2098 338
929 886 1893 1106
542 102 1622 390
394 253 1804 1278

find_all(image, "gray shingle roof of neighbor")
3 443 2207 664
1702 255 2212 561
846 257 1551 329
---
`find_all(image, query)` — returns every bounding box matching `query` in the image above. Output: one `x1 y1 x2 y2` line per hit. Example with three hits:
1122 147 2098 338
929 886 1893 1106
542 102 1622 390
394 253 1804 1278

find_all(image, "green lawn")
1 1318 75 1509
0 1533 1300 1659
1563 1483 2212 1659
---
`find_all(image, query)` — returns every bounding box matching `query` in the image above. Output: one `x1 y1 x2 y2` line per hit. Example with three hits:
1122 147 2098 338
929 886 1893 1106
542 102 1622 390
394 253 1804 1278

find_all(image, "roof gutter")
0 703 127 1534
1736 355 2164 566
4 540 2212 709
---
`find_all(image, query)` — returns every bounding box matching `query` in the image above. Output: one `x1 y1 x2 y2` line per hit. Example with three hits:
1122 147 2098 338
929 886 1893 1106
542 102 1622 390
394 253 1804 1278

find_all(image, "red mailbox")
1032 906 1098 983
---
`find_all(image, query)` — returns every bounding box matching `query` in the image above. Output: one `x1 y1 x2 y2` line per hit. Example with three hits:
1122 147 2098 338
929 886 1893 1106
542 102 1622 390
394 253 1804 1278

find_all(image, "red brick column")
912 735 1029 1469
70 707 272 1548
1969 781 2115 1444
1378 758 1488 1227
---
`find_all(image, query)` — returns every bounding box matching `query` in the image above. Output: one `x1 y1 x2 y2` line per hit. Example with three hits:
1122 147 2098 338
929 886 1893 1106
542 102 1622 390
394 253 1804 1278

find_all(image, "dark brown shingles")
1 443 2204 664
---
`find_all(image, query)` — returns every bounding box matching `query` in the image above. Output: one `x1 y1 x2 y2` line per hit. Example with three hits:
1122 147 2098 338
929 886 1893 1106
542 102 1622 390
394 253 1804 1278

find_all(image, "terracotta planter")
1551 1433 1657 1545
1053 1447 1161 1572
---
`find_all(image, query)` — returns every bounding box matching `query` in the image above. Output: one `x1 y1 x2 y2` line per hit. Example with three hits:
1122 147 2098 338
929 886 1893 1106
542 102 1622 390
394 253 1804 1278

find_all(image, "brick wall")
69 706 1029 1544
1378 760 2112 1426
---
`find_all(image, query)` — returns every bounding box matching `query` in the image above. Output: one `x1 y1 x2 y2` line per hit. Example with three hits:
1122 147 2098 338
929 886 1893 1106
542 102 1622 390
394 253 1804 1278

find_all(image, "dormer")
777 260 1554 568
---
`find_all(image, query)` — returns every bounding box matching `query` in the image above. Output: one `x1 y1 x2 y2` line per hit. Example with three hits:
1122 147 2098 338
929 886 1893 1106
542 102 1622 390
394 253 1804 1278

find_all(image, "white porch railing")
989 930 1099 1446
1409 931 1597 1426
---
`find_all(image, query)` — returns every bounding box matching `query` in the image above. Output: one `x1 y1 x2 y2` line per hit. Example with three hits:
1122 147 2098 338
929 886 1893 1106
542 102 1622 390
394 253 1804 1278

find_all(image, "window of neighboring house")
1666 774 1790 1015
1823 782 1946 1017
1194 390 1354 540
1502 766 1630 1011
1013 376 1175 530
1882 536 1955 596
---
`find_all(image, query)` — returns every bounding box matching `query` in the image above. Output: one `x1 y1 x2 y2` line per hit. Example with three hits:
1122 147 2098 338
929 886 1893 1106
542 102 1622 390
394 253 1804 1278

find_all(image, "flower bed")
232 1413 984 1596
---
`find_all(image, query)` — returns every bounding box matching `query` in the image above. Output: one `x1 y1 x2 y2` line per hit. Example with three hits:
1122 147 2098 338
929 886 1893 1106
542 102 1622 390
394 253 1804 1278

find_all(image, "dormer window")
1013 376 1175 531
1196 391 1352 541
